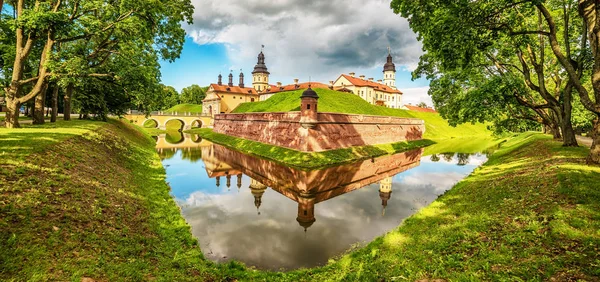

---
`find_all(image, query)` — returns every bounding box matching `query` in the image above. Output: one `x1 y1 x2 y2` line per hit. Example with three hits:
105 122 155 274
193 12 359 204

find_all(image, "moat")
156 132 487 270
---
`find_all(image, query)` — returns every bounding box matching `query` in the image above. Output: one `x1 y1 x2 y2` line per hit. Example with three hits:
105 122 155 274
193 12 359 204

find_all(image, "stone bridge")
155 133 213 150
124 111 213 130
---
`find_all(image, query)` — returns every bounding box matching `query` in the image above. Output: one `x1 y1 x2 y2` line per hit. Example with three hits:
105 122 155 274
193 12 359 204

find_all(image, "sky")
159 0 433 106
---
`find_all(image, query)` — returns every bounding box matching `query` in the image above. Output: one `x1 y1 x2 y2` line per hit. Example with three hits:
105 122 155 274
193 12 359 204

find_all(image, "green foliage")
179 84 206 105
232 88 491 140
389 0 593 139
187 128 434 170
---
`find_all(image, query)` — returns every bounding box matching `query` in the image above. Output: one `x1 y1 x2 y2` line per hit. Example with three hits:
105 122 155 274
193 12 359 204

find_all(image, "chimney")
277 82 282 87
360 75 365 79
238 72 244 88
368 78 374 81
294 78 299 85
329 80 334 86
349 72 355 77
218 74 222 85
228 72 233 87
377 79 382 83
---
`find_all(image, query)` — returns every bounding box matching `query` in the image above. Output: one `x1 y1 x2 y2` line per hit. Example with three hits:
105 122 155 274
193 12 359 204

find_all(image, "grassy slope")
188 128 434 170
0 120 215 280
166 103 203 113
2 121 599 280
232 88 489 140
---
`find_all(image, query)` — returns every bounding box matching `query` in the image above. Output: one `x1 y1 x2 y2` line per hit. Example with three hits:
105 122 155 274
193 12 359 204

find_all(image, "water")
157 133 487 270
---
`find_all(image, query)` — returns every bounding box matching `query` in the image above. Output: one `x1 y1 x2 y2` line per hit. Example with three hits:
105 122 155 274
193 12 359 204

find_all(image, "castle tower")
299 86 319 129
217 73 222 85
228 72 234 87
383 49 396 89
238 72 245 88
249 178 267 215
216 176 221 187
296 193 316 232
236 174 242 190
252 48 270 92
379 176 393 216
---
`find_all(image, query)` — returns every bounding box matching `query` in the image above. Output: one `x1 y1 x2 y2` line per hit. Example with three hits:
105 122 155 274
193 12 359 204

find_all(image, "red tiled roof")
209 84 258 95
404 105 437 113
263 82 330 94
339 74 402 94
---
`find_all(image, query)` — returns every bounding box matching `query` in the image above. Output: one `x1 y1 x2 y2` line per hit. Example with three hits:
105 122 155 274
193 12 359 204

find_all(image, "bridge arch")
190 119 203 129
143 118 159 129
164 118 187 131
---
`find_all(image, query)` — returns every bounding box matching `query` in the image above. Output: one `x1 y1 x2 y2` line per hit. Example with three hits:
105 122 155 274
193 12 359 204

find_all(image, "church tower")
383 49 396 89
252 47 270 92
249 178 267 215
379 176 393 216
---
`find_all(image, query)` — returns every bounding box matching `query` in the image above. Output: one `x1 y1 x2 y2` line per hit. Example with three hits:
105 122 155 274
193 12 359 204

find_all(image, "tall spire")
252 46 270 75
228 71 233 87
384 49 396 72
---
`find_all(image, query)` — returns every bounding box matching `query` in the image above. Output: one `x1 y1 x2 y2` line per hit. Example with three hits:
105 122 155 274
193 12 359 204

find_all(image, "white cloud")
401 86 432 107
186 0 423 84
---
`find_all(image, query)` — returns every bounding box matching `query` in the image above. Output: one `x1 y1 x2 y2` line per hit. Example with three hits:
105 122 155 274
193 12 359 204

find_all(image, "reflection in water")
158 135 487 270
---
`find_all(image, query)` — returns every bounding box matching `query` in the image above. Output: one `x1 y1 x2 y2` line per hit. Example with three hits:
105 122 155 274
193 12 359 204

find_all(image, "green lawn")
165 103 203 113
2 121 599 280
232 88 490 140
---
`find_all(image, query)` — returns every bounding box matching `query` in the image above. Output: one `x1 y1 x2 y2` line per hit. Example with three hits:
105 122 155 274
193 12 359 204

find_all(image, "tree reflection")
180 148 203 162
430 154 440 162
456 153 471 166
442 152 455 162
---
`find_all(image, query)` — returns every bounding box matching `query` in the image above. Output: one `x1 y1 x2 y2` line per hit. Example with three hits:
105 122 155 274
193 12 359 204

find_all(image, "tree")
391 0 588 148
416 102 428 108
1 0 193 128
158 85 180 110
391 0 600 163
179 84 205 105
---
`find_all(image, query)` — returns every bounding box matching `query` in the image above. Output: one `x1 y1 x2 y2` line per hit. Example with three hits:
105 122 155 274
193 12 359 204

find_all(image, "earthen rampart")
213 111 425 152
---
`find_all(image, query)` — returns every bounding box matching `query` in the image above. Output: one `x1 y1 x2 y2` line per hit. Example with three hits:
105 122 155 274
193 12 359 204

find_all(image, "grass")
2 120 599 280
187 128 435 170
0 120 213 280
165 103 203 114
232 88 490 140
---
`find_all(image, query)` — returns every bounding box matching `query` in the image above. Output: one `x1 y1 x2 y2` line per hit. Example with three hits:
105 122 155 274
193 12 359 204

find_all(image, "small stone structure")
213 87 425 152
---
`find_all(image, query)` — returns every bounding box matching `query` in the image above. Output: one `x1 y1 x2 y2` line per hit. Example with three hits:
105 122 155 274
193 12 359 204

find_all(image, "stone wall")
213 111 425 152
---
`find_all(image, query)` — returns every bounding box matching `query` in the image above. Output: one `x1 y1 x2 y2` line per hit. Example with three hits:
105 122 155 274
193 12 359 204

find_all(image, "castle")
202 49 403 116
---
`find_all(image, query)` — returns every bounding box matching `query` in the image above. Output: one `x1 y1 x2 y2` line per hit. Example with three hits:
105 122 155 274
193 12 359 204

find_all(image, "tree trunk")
63 84 73 121
32 85 48 125
560 88 579 146
551 123 562 140
4 98 21 128
51 86 58 122
587 118 600 164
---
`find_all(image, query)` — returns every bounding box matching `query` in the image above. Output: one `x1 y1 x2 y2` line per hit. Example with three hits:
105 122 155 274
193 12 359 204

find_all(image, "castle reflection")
199 143 423 231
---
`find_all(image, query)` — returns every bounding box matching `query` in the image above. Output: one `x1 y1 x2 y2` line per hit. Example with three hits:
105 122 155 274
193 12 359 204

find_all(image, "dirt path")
576 135 593 147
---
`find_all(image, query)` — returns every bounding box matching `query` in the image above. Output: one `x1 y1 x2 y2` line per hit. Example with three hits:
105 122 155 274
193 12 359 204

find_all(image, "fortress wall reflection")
199 143 423 230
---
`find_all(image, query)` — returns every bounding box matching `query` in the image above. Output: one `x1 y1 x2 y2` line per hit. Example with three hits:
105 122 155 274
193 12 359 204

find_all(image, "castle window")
251 98 255 102
307 104 311 110
233 96 235 99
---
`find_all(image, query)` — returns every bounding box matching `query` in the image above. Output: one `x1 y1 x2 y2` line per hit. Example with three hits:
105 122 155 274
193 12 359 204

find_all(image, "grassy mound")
165 103 203 113
232 88 490 139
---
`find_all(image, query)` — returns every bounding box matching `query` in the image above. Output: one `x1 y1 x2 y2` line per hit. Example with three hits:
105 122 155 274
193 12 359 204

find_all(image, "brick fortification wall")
213 111 425 152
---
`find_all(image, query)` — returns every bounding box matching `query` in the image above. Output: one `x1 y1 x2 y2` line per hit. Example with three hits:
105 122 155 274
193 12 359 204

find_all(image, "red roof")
263 82 330 94
209 84 258 95
339 74 402 94
404 105 437 113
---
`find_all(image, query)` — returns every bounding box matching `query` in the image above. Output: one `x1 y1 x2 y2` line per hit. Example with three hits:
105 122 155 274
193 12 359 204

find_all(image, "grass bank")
231 88 490 140
166 103 203 113
0 120 216 280
3 121 599 281
187 128 435 170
